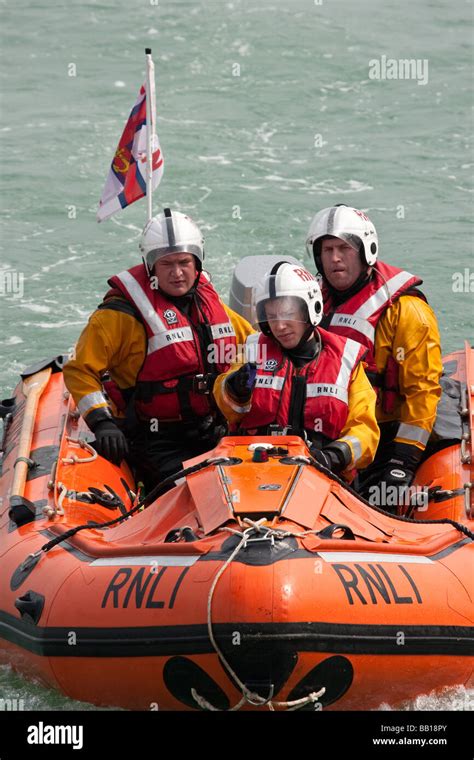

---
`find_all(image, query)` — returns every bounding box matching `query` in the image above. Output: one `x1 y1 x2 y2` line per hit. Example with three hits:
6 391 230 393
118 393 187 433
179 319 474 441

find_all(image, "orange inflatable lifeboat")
0 343 473 711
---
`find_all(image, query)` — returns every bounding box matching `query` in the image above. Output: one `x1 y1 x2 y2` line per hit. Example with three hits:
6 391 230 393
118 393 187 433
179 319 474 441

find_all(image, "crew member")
64 208 254 489
306 205 442 500
213 262 379 480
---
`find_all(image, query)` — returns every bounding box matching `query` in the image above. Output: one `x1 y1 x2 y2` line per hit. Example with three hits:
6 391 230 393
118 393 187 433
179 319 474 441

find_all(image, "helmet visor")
146 244 203 272
255 295 310 331
310 232 361 259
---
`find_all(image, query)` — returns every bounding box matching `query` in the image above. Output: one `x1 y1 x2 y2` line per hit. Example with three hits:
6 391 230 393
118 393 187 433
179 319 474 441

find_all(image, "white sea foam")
378 685 474 712
17 303 51 314
198 155 232 165
308 179 373 194
0 336 23 345
20 320 86 330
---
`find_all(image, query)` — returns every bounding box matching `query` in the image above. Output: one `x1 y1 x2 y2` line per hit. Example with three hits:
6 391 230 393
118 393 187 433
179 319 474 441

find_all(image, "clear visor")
254 295 309 330
146 244 203 271
308 232 361 258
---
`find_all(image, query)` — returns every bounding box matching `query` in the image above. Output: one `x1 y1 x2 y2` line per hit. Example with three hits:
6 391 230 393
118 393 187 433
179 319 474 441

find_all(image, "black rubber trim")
0 613 471 658
31 529 471 567
198 535 470 565
26 445 59 482
20 356 65 379
427 538 471 561
38 529 98 563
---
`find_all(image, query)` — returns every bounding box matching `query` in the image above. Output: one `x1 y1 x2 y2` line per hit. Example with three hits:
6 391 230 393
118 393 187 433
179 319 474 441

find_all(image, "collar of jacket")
284 334 320 368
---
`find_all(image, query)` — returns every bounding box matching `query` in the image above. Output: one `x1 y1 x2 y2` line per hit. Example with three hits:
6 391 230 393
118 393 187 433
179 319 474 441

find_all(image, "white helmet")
139 208 205 274
306 204 378 270
253 261 323 334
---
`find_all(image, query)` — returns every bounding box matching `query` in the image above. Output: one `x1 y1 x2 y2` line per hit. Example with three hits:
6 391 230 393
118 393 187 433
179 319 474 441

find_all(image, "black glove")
226 363 257 401
92 420 129 465
310 442 351 474
380 464 415 490
197 415 228 445
359 442 422 505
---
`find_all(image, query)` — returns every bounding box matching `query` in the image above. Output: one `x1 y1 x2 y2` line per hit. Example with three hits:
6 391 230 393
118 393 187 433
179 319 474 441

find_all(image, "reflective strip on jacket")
321 261 442 449
63 269 254 427
108 265 237 421
321 261 422 371
213 329 380 471
241 329 366 440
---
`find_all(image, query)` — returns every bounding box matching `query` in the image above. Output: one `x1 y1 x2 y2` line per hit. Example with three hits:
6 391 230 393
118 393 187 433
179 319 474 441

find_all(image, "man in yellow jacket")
64 209 253 490
306 205 442 501
213 262 379 480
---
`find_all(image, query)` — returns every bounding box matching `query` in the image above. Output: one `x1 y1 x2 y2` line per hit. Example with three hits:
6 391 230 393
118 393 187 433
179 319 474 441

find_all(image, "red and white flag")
97 59 164 222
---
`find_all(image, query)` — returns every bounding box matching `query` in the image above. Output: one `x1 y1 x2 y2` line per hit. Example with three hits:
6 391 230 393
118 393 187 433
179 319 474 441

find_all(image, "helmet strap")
143 256 152 279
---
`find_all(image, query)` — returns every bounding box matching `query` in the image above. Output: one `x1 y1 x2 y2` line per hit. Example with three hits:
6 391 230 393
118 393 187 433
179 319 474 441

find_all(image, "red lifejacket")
107 265 237 422
321 261 424 371
240 328 366 440
321 262 425 412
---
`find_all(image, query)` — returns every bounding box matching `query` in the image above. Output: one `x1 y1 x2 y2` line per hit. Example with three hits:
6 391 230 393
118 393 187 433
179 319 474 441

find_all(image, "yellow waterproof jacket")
63 298 254 427
213 345 379 473
374 295 443 451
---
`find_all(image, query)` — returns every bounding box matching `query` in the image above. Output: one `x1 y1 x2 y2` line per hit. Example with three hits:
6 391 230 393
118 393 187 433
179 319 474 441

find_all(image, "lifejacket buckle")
193 373 213 395
268 423 291 436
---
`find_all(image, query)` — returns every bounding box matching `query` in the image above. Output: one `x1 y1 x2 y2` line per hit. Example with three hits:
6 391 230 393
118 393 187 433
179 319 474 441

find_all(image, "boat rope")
193 518 326 712
42 482 67 518
61 436 98 465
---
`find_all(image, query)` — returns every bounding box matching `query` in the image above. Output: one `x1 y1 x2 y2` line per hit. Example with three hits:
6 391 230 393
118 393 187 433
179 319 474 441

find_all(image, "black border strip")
0 611 472 658
35 531 471 567
427 537 471 560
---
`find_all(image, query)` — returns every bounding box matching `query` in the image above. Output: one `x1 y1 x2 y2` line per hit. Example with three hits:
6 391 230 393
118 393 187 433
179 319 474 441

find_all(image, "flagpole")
145 48 155 224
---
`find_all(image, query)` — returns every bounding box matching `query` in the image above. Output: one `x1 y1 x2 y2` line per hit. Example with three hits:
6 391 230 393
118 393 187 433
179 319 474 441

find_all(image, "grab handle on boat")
317 524 355 540
461 434 471 464
465 482 473 519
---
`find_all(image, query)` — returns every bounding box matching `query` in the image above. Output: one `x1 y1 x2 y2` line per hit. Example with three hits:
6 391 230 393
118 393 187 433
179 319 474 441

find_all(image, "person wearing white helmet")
213 262 379 478
306 204 442 505
64 208 253 490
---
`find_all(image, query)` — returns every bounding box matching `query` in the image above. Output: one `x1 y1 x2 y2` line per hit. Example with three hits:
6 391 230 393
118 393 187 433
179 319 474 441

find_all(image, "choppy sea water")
0 0 472 711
